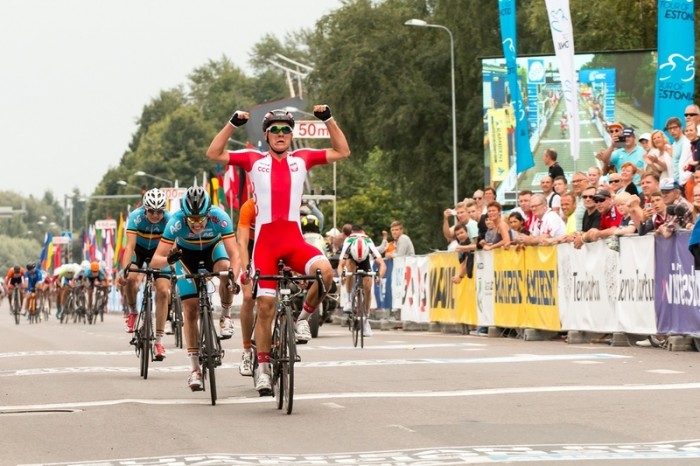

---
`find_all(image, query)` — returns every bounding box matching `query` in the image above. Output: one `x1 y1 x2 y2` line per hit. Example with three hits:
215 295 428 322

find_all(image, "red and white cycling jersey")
228 148 327 234
228 148 329 294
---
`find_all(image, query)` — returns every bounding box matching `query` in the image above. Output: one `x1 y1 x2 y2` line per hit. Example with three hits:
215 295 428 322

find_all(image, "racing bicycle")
252 260 324 414
342 268 376 348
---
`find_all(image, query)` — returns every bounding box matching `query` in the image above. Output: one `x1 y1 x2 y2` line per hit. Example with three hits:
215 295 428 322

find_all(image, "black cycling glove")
314 105 332 122
229 111 248 128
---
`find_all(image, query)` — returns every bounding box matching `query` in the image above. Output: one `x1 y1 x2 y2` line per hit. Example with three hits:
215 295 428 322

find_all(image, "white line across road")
0 353 630 377
4 382 700 412
16 441 700 465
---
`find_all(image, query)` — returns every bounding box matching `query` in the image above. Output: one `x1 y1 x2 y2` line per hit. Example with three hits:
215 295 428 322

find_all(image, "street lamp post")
405 18 458 207
134 171 174 186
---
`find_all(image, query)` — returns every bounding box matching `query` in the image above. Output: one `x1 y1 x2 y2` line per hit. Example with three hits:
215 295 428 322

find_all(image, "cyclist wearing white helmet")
337 225 386 337
117 188 171 361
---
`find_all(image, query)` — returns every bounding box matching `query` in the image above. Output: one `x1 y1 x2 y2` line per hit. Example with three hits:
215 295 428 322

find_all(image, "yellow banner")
493 248 526 328
487 107 510 182
523 245 561 330
428 252 476 324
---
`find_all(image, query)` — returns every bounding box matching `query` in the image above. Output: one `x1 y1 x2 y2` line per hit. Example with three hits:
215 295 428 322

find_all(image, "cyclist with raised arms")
206 104 350 395
150 185 241 391
337 225 387 337
117 189 171 360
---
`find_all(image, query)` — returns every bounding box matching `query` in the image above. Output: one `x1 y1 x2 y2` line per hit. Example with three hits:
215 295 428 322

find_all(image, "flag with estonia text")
498 0 534 174
653 1 695 130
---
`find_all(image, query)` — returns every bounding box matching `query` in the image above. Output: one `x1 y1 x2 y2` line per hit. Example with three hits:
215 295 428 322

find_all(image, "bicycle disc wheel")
202 307 218 405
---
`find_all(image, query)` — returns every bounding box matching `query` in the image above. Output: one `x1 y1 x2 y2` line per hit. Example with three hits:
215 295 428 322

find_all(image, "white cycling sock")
221 305 231 318
188 352 199 372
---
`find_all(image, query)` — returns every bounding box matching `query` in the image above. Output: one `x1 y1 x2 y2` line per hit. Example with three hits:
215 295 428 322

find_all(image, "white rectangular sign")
293 120 330 139
95 219 117 230
52 236 70 245
161 188 187 200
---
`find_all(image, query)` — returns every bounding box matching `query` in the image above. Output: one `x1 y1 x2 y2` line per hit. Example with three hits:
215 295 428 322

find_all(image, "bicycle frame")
342 268 376 348
125 263 160 380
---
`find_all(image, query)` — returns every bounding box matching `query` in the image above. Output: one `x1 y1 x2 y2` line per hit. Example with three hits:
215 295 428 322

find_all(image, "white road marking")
647 369 684 374
21 440 700 465
322 402 345 409
573 360 604 364
5 382 700 412
0 353 630 377
389 424 417 433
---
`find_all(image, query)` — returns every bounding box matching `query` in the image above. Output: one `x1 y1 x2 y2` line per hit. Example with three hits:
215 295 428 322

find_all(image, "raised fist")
313 105 332 122
229 111 249 128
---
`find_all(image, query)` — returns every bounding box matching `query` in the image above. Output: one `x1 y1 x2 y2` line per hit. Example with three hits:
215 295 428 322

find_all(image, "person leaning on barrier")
581 189 622 243
571 185 601 249
517 193 566 246
451 223 476 284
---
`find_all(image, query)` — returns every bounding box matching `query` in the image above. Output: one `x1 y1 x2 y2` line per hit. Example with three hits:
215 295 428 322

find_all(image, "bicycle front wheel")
200 305 219 405
279 305 296 414
140 297 152 380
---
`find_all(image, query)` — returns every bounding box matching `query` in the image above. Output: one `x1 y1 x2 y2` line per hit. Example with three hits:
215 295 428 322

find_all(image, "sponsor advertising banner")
475 251 495 326
428 252 475 324
523 245 561 330
558 241 617 332
617 235 656 334
392 256 430 323
654 232 700 334
493 248 526 328
487 108 510 182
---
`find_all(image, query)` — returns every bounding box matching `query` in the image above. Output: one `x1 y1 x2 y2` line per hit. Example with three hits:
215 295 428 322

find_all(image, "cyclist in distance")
54 263 80 319
5 265 25 311
23 263 43 317
337 225 387 337
236 197 256 377
78 261 106 315
206 104 350 395
150 185 241 391
116 188 171 360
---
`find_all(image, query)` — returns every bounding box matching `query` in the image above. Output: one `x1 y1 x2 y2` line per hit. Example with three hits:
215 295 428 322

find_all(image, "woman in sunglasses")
117 188 171 360
150 185 241 391
206 104 350 396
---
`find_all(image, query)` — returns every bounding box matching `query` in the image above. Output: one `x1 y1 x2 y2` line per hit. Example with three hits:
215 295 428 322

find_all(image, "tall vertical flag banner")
653 1 695 130
545 0 580 161
498 0 534 174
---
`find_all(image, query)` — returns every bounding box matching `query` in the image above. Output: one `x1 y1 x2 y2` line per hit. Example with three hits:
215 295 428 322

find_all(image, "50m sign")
293 121 330 139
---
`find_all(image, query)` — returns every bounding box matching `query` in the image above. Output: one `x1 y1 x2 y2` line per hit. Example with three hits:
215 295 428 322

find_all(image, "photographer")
596 123 645 184
655 179 694 238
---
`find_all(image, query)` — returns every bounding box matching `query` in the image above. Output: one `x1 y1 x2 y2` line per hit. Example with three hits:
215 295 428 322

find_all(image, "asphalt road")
2 301 700 466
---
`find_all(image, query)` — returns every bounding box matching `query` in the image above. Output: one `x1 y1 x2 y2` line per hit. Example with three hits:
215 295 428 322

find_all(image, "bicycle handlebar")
341 268 377 279
251 267 325 301
173 269 240 295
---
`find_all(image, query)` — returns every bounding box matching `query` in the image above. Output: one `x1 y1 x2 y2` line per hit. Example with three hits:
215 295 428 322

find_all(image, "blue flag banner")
498 0 534 174
654 1 695 130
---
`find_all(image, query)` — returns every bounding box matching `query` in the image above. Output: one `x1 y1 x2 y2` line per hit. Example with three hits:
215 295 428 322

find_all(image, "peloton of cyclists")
206 104 350 395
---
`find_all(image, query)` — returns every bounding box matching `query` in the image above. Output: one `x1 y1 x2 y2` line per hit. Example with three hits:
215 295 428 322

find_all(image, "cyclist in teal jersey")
150 186 241 391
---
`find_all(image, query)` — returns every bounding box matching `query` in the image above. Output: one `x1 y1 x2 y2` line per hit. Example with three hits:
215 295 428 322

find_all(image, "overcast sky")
0 0 341 202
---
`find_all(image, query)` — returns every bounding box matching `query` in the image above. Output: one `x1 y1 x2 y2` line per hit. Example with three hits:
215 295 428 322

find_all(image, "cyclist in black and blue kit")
150 185 241 391
117 188 171 360
23 263 43 317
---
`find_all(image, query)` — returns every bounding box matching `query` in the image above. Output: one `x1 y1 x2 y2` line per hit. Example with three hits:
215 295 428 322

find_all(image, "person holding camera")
657 179 694 237
607 127 646 185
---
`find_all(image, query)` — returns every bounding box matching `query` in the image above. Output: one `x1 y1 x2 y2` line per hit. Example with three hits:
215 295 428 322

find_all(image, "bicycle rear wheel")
201 306 218 405
12 291 20 325
357 290 365 349
171 289 184 349
272 313 284 410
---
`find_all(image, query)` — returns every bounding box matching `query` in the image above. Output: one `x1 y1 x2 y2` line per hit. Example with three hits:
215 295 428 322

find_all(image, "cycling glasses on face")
186 215 207 225
267 125 293 135
147 209 164 215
